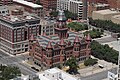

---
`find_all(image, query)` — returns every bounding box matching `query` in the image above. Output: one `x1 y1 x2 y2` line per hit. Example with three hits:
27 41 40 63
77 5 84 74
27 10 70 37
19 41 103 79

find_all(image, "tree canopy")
49 10 78 20
0 65 21 80
84 58 98 66
91 41 118 64
65 56 78 74
67 22 88 31
84 28 103 38
36 0 42 5
89 18 120 33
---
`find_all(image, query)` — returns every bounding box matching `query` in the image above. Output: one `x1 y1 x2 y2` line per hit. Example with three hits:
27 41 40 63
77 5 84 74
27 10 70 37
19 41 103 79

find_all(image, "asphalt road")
80 67 117 80
0 50 9 57
0 50 37 75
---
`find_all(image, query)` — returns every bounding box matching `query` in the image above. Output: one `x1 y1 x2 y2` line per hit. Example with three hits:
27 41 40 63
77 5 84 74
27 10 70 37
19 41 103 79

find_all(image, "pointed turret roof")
30 34 35 41
57 10 67 22
86 33 91 41
43 32 46 36
59 39 65 45
74 36 80 43
47 41 53 49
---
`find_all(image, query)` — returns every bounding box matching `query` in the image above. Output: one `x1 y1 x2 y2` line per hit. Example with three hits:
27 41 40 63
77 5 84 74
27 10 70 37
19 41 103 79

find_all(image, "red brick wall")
40 0 57 10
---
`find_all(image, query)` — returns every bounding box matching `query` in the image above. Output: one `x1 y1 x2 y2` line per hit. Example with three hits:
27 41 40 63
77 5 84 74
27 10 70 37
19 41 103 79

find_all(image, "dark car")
31 67 39 72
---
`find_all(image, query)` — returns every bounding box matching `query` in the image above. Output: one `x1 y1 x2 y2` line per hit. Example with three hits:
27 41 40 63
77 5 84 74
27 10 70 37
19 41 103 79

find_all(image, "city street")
0 50 37 75
80 67 117 80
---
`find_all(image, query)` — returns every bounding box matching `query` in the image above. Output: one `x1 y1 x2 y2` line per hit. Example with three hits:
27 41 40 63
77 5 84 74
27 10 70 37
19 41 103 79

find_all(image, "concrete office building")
0 7 41 55
0 5 9 16
69 0 83 19
40 19 56 36
82 0 88 20
88 3 109 17
111 15 120 24
92 9 120 20
57 0 87 20
57 0 70 10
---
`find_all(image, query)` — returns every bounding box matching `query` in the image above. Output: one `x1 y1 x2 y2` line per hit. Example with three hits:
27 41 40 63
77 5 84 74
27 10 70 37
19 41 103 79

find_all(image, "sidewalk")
102 78 109 80
16 51 29 56
79 64 117 77
0 49 14 57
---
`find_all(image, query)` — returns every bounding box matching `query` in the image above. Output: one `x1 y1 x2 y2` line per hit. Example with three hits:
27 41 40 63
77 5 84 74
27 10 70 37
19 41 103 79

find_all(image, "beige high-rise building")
69 0 83 19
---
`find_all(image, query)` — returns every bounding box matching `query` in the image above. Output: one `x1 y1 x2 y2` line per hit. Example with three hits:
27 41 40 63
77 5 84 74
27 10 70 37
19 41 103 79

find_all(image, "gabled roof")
46 41 53 49
74 36 80 43
86 33 91 41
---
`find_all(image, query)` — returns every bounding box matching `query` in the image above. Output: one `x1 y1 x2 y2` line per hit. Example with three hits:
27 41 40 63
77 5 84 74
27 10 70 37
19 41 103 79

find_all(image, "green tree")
84 58 98 66
89 17 120 33
49 10 78 20
91 40 118 64
84 29 103 38
0 65 21 80
67 22 88 31
65 56 78 74
49 11 58 17
36 0 42 5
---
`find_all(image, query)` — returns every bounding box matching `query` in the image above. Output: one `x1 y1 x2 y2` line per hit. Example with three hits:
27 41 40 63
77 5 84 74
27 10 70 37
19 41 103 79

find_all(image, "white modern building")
11 68 80 80
57 0 84 19
57 0 70 10
69 0 83 19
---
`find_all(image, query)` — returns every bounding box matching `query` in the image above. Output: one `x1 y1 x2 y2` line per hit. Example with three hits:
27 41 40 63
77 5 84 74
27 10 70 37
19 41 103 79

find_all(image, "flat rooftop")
13 0 42 8
45 68 60 74
94 9 120 15
112 15 120 20
12 68 78 80
0 12 38 22
70 0 83 4
94 3 109 7
38 68 78 80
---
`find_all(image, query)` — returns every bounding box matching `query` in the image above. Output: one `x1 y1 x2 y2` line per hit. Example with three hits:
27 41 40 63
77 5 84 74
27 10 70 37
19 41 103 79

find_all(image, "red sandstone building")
29 10 91 69
40 0 57 10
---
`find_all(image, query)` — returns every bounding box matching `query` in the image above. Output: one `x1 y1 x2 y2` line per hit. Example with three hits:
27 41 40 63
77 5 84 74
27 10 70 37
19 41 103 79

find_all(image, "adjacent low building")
88 3 109 17
92 9 120 20
0 5 9 16
40 19 56 36
111 15 120 24
0 0 13 5
0 7 41 55
13 0 44 17
41 0 57 10
11 68 79 80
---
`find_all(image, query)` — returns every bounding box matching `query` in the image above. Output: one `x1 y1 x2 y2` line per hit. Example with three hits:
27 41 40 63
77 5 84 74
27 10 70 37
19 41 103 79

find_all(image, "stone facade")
40 0 57 10
29 10 91 69
0 8 41 55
